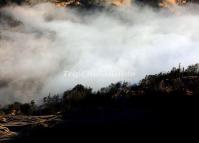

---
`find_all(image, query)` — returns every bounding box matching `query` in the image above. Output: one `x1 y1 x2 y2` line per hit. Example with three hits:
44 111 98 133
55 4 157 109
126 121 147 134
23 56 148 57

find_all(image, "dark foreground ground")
2 97 197 143
2 65 199 141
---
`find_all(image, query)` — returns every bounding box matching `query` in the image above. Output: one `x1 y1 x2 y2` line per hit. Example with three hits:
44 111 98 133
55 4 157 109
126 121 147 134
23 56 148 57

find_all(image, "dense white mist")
1 3 199 104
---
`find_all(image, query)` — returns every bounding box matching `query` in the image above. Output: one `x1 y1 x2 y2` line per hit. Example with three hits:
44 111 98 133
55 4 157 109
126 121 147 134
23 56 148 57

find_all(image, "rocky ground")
0 115 62 142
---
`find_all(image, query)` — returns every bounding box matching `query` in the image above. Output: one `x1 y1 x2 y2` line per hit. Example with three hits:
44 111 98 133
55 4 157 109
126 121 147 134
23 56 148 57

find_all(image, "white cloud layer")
1 3 199 104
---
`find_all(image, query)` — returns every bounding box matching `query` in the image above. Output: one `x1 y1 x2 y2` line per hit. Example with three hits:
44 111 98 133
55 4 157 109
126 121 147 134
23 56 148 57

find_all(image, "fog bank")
1 3 199 104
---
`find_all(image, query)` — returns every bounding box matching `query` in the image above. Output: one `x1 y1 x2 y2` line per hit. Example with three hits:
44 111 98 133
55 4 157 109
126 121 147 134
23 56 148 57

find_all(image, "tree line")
1 63 199 116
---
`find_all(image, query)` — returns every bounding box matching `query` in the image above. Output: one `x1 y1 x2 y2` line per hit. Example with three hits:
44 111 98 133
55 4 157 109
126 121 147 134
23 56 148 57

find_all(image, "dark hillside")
1 64 199 142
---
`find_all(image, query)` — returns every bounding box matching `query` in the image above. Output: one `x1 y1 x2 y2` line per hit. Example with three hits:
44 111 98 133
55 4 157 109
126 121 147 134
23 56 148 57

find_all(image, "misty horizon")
1 2 199 105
